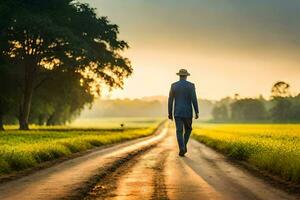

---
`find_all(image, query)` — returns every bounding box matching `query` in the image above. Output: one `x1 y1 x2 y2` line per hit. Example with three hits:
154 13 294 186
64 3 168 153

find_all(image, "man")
168 69 199 157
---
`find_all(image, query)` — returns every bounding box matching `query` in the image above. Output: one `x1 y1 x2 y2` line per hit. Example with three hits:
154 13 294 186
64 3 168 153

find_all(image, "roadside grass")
0 118 162 175
193 124 300 183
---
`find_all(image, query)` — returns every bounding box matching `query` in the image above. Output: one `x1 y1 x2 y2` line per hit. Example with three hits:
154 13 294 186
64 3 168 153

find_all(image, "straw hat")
176 69 190 76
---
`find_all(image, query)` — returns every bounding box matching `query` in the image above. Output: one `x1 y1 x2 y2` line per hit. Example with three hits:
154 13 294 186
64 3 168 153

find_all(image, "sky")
82 0 300 100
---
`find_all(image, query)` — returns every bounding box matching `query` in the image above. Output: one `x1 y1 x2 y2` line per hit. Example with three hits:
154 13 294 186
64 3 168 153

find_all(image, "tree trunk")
46 114 54 126
19 63 35 130
38 115 45 126
0 114 4 131
19 84 33 130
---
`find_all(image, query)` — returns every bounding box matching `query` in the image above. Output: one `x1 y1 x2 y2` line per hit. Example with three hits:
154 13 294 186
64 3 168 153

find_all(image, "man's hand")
195 113 199 119
168 115 173 121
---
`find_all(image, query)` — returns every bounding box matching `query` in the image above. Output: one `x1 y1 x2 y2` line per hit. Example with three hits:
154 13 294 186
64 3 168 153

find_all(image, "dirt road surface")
86 126 298 200
0 126 167 200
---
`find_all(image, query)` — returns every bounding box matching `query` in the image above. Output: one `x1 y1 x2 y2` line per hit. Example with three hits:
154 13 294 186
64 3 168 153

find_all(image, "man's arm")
168 85 174 120
192 84 199 119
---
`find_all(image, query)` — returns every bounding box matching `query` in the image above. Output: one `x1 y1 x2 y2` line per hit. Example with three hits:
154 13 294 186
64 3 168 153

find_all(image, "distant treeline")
212 81 300 122
80 97 214 120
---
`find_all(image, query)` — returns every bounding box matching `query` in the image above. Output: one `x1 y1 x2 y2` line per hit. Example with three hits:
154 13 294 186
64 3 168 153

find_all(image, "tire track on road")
84 134 171 200
151 149 170 200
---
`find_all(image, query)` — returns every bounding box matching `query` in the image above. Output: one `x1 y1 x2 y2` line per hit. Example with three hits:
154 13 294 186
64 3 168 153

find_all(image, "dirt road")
0 126 167 200
86 126 298 200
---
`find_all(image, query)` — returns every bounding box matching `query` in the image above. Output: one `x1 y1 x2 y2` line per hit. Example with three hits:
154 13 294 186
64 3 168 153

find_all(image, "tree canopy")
271 81 291 98
0 0 132 130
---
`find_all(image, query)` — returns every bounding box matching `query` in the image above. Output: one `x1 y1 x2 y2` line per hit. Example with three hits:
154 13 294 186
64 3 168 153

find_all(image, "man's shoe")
179 151 185 157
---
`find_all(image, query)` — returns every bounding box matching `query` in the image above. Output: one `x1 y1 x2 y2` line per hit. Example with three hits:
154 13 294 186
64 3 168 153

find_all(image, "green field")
193 124 300 183
0 118 162 175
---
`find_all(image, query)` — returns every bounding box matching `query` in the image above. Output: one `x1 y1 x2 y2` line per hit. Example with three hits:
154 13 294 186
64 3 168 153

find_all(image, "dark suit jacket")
168 80 199 118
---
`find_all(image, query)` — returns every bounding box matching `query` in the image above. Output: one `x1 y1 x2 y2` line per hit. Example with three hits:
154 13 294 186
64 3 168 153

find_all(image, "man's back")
168 69 199 156
168 79 199 118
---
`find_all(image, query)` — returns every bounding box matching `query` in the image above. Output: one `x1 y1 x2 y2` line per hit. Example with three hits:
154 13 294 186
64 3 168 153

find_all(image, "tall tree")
1 0 132 129
270 81 293 122
271 81 291 98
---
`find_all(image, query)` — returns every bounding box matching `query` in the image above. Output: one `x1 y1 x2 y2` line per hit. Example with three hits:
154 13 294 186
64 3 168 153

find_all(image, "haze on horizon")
82 0 300 100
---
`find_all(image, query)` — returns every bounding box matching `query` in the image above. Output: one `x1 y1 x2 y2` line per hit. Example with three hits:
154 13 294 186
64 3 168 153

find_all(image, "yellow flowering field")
193 124 300 183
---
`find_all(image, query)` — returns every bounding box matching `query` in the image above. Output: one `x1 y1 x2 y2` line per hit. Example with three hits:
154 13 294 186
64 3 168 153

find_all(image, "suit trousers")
174 117 193 152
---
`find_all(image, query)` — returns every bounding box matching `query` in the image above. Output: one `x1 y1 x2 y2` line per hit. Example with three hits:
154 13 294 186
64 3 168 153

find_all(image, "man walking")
168 69 199 157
